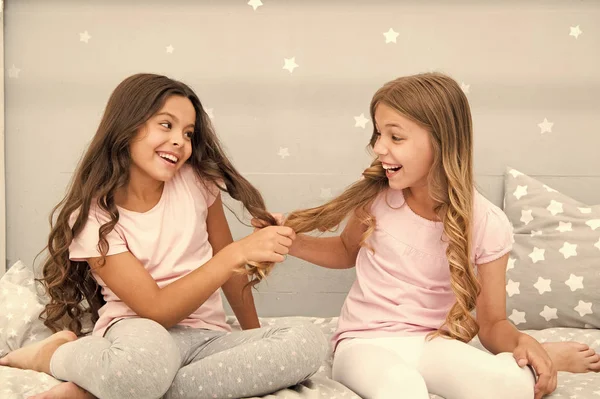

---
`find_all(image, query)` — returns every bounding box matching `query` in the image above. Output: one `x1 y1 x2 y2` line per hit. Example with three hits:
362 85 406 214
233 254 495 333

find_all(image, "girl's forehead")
375 104 408 122
375 113 411 133
153 96 196 123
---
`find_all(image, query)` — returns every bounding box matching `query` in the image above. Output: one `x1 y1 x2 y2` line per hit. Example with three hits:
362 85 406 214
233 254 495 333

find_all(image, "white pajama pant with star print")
332 335 536 399
49 318 328 399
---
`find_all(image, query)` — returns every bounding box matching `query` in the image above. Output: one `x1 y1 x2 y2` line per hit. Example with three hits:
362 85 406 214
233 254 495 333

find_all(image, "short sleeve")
203 179 220 207
473 207 514 265
68 206 128 261
181 165 221 207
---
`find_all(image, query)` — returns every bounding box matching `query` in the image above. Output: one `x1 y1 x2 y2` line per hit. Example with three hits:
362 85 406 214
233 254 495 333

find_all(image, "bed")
1 272 599 399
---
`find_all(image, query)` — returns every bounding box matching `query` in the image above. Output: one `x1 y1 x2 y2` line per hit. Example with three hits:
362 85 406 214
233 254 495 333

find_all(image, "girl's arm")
475 253 524 353
476 253 555 398
208 194 260 330
89 217 294 330
287 213 366 269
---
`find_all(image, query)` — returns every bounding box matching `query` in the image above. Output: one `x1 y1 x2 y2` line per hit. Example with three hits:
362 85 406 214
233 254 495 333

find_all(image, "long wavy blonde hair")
261 72 479 343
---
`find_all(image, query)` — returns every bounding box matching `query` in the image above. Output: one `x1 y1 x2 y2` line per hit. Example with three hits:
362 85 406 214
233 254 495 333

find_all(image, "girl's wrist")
221 242 247 270
517 332 534 345
288 234 304 258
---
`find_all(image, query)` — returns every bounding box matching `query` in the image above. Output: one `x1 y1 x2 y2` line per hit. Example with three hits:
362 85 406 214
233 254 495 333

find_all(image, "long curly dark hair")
39 73 277 335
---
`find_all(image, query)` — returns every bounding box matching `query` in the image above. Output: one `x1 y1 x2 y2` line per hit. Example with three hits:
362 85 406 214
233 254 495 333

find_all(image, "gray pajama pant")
49 318 328 399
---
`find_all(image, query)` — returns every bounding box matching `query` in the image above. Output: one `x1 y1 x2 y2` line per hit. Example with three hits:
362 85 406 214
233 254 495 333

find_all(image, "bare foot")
543 342 600 373
0 330 77 374
27 382 95 399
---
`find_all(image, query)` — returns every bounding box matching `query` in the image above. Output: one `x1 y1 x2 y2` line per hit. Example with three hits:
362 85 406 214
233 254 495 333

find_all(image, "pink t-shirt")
332 188 513 349
69 164 231 337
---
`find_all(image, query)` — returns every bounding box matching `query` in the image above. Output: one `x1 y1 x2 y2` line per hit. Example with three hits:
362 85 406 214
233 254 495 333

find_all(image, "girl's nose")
373 137 387 156
171 132 183 146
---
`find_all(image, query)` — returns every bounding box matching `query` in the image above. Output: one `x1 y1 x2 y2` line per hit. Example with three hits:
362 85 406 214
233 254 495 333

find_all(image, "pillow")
503 168 600 330
0 261 54 358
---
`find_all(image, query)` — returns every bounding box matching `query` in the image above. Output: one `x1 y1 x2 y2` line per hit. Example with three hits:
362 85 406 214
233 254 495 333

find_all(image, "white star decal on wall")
383 28 399 43
248 0 263 11
569 25 583 39
283 57 299 73
278 147 290 159
354 113 370 129
79 30 91 43
538 118 553 134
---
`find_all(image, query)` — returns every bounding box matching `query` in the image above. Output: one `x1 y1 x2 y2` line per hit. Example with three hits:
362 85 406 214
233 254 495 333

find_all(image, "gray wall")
5 0 600 317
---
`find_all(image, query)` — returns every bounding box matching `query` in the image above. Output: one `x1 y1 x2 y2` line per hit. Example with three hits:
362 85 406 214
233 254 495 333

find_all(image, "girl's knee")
99 319 180 398
292 322 328 363
374 367 429 399
333 341 429 399
275 322 328 380
100 363 177 399
109 318 178 356
490 352 536 399
336 360 428 399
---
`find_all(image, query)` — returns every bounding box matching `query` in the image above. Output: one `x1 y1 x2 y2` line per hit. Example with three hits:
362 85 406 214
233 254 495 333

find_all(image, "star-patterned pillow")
503 168 600 330
0 261 53 358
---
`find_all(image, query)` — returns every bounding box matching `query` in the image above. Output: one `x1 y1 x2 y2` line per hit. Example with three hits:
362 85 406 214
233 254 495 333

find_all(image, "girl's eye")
160 122 172 129
185 131 194 139
392 135 403 142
